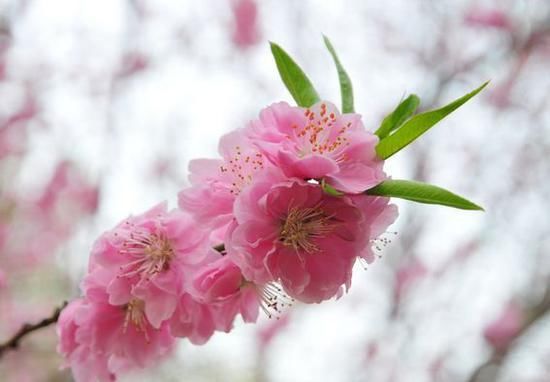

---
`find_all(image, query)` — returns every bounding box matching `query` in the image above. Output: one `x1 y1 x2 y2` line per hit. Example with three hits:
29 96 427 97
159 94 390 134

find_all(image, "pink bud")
483 301 524 352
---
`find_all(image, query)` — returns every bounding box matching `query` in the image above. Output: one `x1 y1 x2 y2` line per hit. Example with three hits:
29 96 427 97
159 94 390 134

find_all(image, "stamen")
220 146 265 195
117 223 174 281
123 299 150 342
293 106 351 159
279 205 333 254
255 282 294 320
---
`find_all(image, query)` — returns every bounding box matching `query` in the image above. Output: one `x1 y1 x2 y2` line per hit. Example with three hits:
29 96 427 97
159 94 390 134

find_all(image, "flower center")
292 103 351 160
117 225 174 279
123 298 149 341
280 205 333 254
220 145 265 195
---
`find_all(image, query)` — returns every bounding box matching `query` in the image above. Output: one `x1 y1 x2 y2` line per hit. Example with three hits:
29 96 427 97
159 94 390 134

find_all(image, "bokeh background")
0 0 549 381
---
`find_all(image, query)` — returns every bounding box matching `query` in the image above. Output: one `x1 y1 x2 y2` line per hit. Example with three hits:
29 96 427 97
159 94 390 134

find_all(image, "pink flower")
37 161 99 217
57 293 175 382
227 176 397 303
168 293 217 345
257 311 291 352
483 301 524 352
179 129 270 229
87 203 209 328
247 101 385 193
190 255 262 328
57 299 115 382
231 0 260 49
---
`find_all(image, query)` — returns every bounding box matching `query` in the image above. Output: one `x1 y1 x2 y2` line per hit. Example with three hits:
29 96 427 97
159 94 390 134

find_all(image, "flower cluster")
58 101 398 381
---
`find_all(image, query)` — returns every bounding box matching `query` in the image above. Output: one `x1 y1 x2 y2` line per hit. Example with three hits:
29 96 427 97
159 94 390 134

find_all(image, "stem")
0 301 68 360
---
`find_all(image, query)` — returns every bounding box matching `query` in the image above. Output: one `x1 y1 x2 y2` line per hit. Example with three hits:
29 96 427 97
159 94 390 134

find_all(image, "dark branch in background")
467 283 550 382
0 301 68 360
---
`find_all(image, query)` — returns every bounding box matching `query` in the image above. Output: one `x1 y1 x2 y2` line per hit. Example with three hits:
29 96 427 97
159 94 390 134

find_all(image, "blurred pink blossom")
0 95 37 159
231 0 260 49
0 268 6 289
37 161 99 217
116 52 149 79
257 311 291 352
394 258 428 305
464 8 513 30
483 301 524 352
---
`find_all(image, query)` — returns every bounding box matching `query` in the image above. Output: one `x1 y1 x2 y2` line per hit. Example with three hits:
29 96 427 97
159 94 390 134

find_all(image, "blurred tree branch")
467 283 550 382
0 302 67 360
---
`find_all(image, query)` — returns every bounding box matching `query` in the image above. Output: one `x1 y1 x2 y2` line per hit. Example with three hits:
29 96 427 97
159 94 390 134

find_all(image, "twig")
0 301 68 359
467 284 550 382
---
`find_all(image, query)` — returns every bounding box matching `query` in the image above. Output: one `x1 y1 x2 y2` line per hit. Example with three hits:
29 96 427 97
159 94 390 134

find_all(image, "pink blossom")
87 203 209 328
257 311 291 352
483 301 524 352
117 52 149 79
464 8 512 30
247 101 385 193
57 299 114 382
190 255 261 327
227 176 397 303
231 0 260 49
167 293 218 345
179 128 270 229
37 161 99 218
82 297 172 380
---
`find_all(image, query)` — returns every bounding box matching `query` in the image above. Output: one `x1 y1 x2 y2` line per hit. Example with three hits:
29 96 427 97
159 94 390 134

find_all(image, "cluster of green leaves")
270 37 486 211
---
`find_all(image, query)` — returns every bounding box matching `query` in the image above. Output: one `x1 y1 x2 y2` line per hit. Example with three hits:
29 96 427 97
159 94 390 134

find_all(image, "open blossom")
57 299 114 382
179 129 271 230
227 173 397 303
58 290 175 381
87 202 208 328
247 101 385 193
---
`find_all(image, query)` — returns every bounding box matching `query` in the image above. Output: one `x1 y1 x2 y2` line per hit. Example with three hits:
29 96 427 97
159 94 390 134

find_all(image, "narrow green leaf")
375 94 420 139
321 179 344 197
270 42 320 107
376 82 489 159
322 35 354 113
365 179 484 211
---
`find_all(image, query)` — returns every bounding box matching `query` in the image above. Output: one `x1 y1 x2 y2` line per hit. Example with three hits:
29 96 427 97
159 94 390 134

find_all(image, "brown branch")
467 284 550 382
0 301 67 360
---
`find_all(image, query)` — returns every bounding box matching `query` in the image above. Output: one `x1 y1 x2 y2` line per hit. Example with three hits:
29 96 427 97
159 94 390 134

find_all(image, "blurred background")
0 0 549 381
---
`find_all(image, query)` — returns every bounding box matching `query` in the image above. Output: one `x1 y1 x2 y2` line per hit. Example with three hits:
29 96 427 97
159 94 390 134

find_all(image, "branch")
467 284 550 382
0 301 67 359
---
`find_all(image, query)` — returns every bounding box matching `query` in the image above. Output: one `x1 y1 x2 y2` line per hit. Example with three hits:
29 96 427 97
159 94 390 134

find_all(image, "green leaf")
322 35 354 113
375 94 420 139
375 82 489 159
365 179 484 211
270 42 320 107
321 179 344 197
